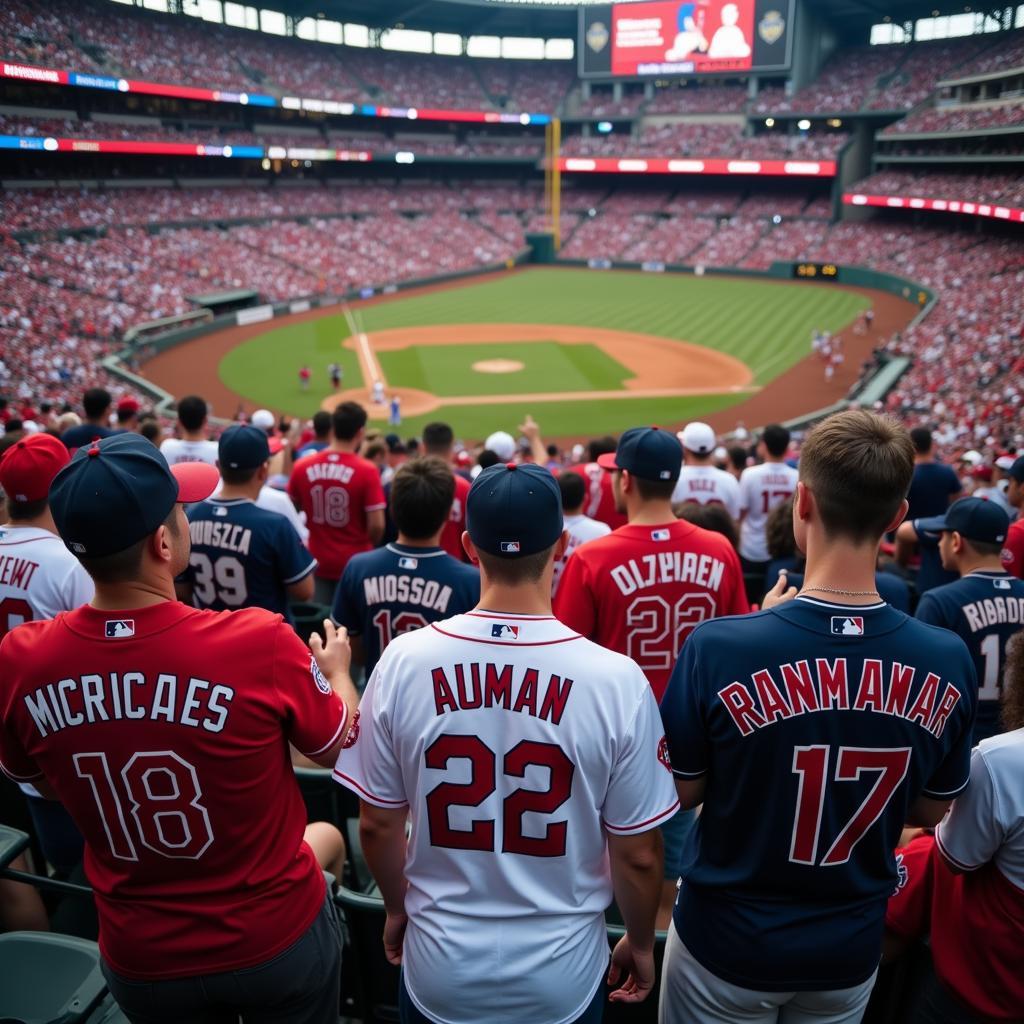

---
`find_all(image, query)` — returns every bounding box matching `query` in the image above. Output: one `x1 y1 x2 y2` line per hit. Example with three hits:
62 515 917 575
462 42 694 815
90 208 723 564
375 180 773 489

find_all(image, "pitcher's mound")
473 359 524 374
320 386 441 419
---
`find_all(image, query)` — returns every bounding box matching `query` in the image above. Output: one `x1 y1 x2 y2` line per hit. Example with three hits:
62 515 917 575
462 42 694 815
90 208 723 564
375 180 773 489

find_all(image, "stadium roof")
276 0 1014 39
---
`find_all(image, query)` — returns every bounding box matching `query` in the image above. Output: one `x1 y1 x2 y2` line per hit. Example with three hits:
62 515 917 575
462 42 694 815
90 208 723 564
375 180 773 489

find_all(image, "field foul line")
439 385 761 406
342 309 387 388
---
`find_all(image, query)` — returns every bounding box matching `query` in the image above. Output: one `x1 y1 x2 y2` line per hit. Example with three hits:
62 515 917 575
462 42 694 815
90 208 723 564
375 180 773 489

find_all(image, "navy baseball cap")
219 424 271 471
49 433 218 558
1008 456 1024 484
917 496 1009 545
467 462 563 558
597 426 682 483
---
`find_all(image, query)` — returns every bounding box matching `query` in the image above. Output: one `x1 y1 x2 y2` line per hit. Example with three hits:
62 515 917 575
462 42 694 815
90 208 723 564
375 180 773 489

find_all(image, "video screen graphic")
580 0 792 78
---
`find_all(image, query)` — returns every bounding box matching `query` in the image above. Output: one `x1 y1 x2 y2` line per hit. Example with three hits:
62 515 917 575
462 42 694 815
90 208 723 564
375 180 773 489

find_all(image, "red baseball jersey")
288 449 386 580
563 463 627 531
1001 518 1024 579
439 472 471 562
0 602 347 980
553 519 748 700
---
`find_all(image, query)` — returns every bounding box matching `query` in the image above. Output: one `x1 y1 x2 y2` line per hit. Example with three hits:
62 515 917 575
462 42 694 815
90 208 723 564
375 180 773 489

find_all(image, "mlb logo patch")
398 556 419 570
214 506 228 517
651 528 670 541
994 577 1011 590
500 541 521 554
105 620 135 639
830 616 864 636
659 471 671 480
491 624 520 639
70 542 87 554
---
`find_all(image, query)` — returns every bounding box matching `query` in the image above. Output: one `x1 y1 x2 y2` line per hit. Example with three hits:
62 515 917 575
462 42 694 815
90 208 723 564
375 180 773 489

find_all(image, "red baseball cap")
117 396 141 415
170 461 220 503
0 433 70 503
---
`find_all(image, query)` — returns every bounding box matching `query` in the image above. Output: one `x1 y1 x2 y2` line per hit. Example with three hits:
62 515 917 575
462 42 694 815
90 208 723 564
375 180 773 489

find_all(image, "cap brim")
267 437 285 455
915 515 949 535
596 453 620 471
172 462 220 503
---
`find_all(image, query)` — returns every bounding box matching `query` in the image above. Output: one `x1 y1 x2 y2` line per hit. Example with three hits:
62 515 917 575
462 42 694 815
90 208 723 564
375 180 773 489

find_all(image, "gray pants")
659 922 876 1024
101 891 341 1024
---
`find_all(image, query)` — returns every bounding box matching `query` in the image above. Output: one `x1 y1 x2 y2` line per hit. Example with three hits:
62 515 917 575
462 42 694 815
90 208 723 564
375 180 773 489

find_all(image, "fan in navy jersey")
659 410 976 1024
332 456 479 677
179 425 316 619
914 496 1023 744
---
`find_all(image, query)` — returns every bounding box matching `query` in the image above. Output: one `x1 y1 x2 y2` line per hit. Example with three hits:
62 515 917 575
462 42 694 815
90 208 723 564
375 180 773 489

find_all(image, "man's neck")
396 531 443 550
330 440 359 454
181 430 208 442
763 455 786 464
90 577 177 611
960 555 1007 576
915 454 934 464
477 582 552 616
563 507 584 519
2 510 56 533
800 536 883 605
218 482 261 502
627 500 676 527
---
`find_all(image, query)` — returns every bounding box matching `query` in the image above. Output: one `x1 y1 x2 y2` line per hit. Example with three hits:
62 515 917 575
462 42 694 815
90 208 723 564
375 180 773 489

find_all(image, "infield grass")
218 267 870 435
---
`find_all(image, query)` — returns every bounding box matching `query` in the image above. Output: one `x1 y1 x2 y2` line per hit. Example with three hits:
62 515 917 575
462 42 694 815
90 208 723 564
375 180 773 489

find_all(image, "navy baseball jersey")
916 569 1024 744
331 543 479 677
661 596 976 992
185 498 316 620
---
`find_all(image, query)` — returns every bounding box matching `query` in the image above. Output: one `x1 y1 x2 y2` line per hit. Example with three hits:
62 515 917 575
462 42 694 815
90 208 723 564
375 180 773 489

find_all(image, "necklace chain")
801 584 880 597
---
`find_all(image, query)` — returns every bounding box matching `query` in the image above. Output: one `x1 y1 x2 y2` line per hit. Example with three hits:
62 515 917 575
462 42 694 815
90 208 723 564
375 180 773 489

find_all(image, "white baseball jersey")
160 437 219 466
671 465 741 519
551 513 610 597
0 525 93 629
737 461 799 563
936 728 1024 887
334 611 678 1024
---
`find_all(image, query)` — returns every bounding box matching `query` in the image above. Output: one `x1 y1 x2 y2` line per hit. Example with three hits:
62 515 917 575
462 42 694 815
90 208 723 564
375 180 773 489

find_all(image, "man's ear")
884 498 909 535
795 480 813 521
461 531 480 565
149 521 174 566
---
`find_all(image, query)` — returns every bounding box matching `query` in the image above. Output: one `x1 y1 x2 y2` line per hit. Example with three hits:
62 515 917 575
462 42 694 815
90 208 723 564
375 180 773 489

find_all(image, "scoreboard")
793 263 839 279
579 0 794 78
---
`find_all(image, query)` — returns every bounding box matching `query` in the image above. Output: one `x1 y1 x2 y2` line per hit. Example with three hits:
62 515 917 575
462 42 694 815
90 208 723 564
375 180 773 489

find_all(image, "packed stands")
942 28 1024 79
850 169 1024 208
880 103 1024 134
646 84 749 114
755 47 897 113
573 90 648 118
868 37 991 111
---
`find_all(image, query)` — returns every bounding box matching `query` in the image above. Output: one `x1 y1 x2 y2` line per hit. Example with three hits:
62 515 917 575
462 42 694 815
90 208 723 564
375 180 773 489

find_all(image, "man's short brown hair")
476 545 555 585
799 410 914 544
390 456 455 540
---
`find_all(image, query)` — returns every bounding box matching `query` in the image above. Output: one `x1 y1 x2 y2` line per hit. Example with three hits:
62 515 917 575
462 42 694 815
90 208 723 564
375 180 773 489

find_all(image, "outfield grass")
218 267 870 433
377 341 630 396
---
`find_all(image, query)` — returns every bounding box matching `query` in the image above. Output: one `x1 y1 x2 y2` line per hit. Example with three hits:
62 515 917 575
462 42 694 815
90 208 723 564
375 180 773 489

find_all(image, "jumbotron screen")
579 0 794 78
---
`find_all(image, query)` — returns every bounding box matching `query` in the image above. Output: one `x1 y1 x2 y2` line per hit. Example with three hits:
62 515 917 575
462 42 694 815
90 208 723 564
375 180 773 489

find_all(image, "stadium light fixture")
765 117 775 127
797 119 811 130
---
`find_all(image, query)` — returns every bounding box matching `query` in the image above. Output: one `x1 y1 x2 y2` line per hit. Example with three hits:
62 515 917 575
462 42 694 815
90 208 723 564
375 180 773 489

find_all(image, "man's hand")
518 414 541 441
761 570 798 610
607 935 655 1004
309 620 352 683
383 911 408 966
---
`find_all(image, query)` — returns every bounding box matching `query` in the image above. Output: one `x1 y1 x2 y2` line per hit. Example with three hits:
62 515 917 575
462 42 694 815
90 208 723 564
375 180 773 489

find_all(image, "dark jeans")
399 973 604 1024
909 958 983 1024
101 890 341 1024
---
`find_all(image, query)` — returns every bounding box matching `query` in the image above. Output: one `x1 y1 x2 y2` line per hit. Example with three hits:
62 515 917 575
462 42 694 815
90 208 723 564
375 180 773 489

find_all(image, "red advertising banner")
559 156 835 176
611 0 757 75
844 192 1024 223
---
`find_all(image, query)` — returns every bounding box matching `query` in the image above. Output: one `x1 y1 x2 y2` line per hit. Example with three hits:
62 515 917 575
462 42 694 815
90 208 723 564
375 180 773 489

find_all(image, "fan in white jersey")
334 462 678 1024
671 421 740 518
0 433 93 632
552 470 610 597
737 423 799 572
159 394 219 466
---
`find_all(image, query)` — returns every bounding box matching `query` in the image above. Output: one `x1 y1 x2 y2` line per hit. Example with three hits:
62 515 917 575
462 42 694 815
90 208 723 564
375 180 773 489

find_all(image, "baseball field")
144 267 916 438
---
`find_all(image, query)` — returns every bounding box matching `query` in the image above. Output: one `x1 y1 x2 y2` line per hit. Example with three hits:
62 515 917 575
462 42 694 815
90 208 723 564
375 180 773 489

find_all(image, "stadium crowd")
850 169 1024 208
880 101 1024 135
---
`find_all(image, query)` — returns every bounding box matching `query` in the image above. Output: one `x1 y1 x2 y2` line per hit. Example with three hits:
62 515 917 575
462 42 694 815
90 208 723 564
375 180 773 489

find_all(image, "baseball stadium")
0 0 1023 1022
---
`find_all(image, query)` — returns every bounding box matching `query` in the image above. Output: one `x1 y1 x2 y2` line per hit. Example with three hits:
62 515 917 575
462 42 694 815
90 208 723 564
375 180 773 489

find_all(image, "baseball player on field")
671 422 740 519
288 401 386 604
332 456 479 678
659 410 977 1024
333 462 679 1024
553 425 747 926
179 424 317 619
912 496 1024 744
0 433 359 1024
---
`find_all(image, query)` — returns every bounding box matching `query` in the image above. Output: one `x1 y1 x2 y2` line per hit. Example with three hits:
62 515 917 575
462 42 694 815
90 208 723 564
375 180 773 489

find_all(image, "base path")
321 322 756 418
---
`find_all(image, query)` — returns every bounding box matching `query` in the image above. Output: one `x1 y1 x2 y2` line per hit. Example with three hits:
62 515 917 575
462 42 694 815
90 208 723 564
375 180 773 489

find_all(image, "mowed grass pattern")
218 267 870 433
378 341 630 396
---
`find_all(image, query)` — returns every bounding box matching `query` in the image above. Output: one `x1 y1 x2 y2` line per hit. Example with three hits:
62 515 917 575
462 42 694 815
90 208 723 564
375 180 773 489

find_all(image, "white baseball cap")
485 430 516 461
251 408 276 432
679 421 716 455
960 449 983 466
995 454 1015 471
